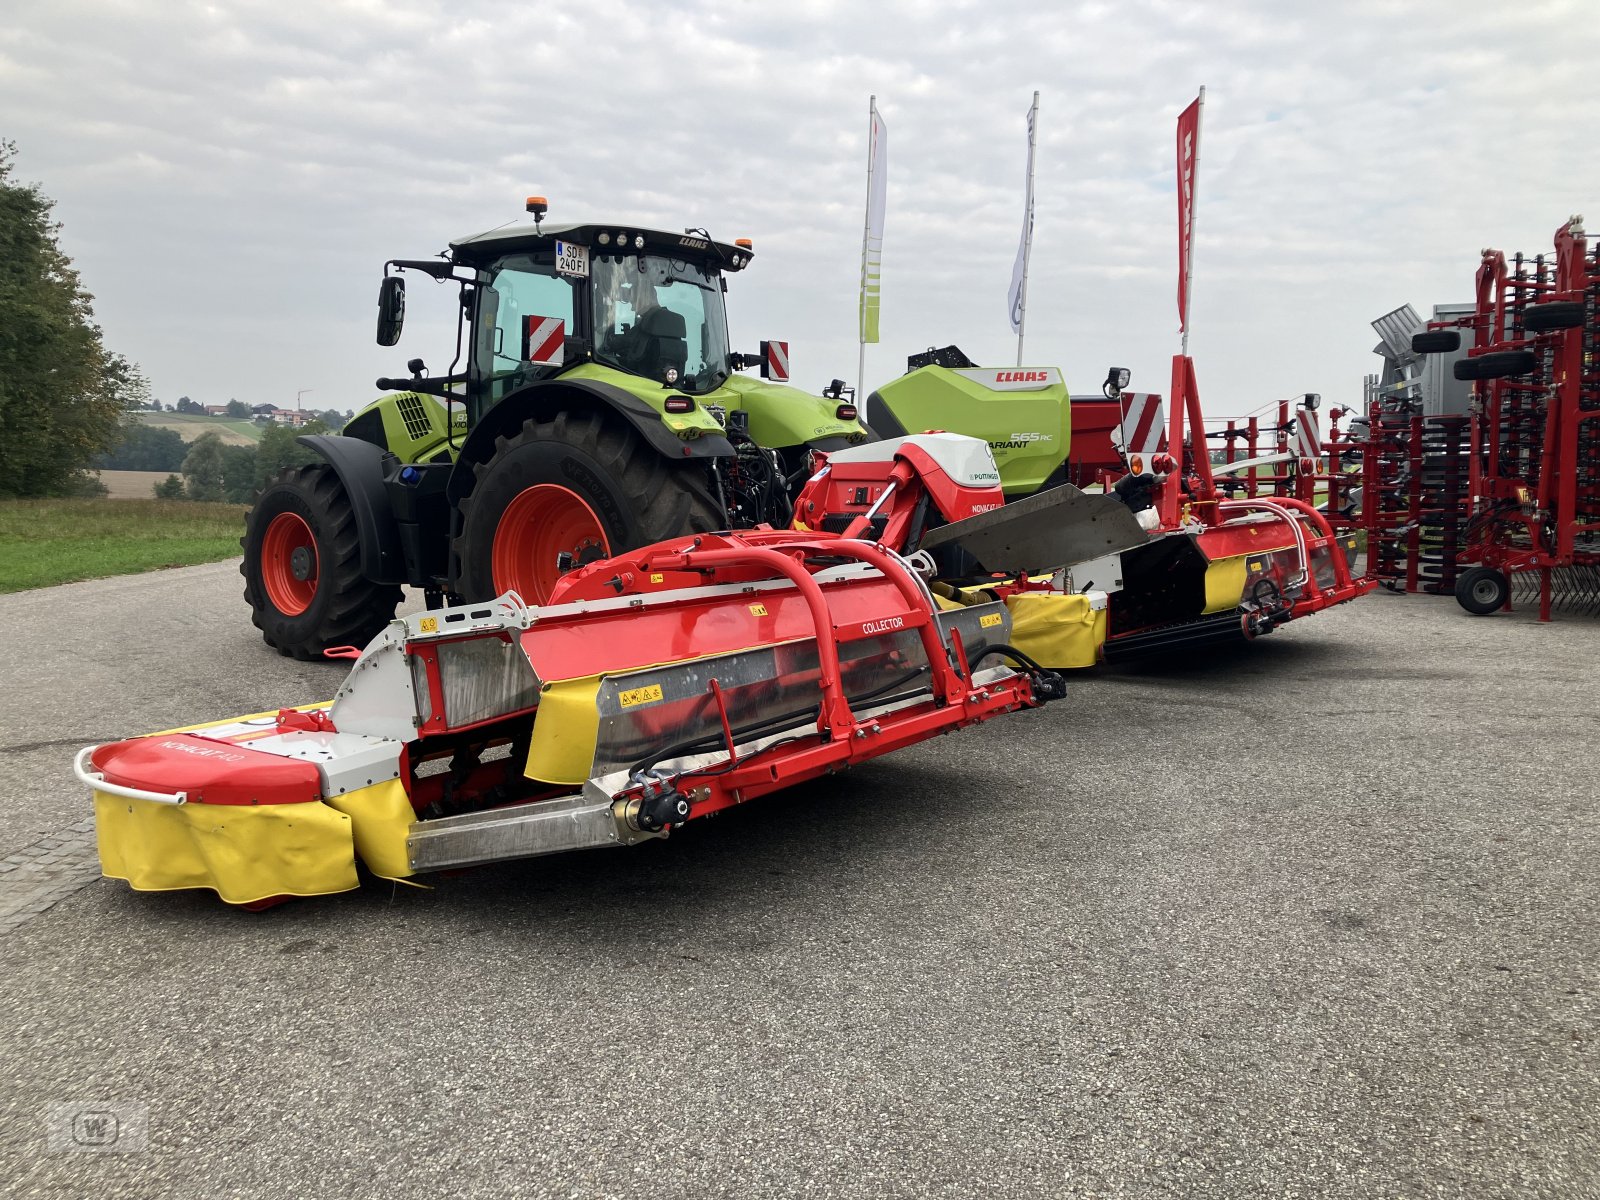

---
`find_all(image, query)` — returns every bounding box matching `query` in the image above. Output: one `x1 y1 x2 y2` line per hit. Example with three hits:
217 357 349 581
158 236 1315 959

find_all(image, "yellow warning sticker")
748 603 768 617
1249 562 1262 573
979 613 1003 628
419 616 438 633
650 573 665 583
619 684 664 708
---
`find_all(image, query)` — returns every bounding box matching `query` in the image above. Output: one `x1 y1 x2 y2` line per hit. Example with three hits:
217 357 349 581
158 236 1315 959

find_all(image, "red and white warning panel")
1295 405 1321 461
523 316 566 367
1117 392 1167 458
761 340 790 382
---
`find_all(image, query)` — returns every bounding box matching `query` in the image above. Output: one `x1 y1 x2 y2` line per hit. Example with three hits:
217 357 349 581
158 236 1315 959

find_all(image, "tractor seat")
633 307 688 378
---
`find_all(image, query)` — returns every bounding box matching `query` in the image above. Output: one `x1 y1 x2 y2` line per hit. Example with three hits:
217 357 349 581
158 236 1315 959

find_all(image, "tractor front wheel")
241 464 403 659
1454 566 1510 616
452 411 722 604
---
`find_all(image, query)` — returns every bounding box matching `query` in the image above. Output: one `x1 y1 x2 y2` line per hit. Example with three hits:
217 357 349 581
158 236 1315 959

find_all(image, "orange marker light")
525 196 548 214
735 238 753 249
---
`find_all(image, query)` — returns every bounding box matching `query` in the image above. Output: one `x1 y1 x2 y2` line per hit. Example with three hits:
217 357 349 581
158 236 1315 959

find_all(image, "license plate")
555 241 589 278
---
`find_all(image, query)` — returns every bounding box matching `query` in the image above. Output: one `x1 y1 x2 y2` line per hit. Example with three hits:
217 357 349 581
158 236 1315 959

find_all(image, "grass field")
0 499 247 593
135 411 263 446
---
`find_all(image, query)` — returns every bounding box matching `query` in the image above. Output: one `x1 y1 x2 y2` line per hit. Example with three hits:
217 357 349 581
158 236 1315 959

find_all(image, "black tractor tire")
1522 300 1586 333
241 464 403 660
1411 329 1461 355
1454 350 1537 381
452 410 724 604
1454 566 1510 615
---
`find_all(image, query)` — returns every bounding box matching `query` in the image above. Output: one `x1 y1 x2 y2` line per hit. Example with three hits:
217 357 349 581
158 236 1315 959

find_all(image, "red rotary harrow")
1408 217 1600 618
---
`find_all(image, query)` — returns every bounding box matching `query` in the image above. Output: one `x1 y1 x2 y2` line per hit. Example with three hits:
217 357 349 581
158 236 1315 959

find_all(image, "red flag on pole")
1175 94 1201 333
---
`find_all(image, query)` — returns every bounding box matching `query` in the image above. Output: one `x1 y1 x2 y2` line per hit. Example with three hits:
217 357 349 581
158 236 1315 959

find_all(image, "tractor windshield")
591 255 731 393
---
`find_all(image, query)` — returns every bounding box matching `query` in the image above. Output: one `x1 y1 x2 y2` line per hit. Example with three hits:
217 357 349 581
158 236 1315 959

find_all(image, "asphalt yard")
1 561 1595 1198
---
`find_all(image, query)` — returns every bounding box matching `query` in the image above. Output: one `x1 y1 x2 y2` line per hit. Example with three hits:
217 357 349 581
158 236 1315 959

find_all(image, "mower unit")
861 350 1372 659
80 453 1065 906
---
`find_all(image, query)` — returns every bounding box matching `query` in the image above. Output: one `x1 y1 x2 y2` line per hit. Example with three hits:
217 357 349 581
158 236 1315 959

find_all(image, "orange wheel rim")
261 512 318 616
492 484 609 604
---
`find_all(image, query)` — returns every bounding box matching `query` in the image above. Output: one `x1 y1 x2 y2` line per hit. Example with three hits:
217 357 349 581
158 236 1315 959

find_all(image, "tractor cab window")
474 253 579 407
591 255 730 393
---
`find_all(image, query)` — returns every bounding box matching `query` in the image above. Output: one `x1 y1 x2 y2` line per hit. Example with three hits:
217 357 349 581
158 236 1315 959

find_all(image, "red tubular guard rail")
616 533 1037 817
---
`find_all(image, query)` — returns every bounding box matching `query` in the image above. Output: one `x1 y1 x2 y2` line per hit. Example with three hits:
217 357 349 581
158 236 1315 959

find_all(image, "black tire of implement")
1453 350 1537 381
1454 565 1510 616
1522 301 1586 333
1410 329 1461 355
451 409 724 603
240 464 404 660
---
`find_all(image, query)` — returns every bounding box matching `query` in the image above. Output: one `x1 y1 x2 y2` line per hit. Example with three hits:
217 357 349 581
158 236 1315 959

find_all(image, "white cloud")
3 0 1597 420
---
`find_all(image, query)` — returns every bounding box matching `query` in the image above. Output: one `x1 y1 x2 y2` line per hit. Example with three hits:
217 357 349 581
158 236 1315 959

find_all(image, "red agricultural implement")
868 354 1372 657
1123 354 1374 650
76 434 1071 907
896 370 1371 658
1406 216 1600 618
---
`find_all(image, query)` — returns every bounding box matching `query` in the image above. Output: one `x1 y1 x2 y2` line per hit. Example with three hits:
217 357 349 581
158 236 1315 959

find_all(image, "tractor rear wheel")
241 464 403 660
452 411 723 604
1454 566 1509 615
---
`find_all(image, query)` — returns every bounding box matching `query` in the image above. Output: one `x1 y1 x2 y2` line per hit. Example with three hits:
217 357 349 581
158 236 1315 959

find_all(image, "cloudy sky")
4 0 1597 421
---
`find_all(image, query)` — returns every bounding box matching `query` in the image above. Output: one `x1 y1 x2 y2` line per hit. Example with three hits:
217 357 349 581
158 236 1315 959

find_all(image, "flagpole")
1016 90 1039 367
858 95 876 402
1181 85 1204 358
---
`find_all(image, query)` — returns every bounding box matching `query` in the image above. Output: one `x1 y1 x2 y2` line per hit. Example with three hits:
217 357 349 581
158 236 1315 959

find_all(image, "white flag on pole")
1008 94 1039 339
859 99 888 345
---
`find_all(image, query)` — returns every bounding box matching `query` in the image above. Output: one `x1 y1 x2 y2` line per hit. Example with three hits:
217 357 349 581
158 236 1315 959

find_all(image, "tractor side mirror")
376 276 406 347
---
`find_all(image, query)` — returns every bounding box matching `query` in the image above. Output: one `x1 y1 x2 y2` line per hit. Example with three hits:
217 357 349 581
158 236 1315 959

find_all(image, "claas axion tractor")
242 199 872 661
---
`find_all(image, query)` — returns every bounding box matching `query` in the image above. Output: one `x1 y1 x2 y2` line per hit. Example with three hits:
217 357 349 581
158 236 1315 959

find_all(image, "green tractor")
242 201 868 659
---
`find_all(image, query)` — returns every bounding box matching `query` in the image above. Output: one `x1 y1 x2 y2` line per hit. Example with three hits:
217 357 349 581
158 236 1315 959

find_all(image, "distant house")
203 405 229 417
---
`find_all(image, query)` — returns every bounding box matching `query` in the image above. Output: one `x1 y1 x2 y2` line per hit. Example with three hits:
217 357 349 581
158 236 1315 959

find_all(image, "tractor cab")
454 219 757 417
375 213 760 430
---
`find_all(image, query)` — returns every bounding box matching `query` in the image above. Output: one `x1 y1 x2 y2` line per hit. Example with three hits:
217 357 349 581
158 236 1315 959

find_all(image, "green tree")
182 431 226 501
175 396 204 414
253 421 320 489
219 442 257 502
152 473 186 500
104 352 152 412
224 399 251 419
95 421 188 471
0 141 132 496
